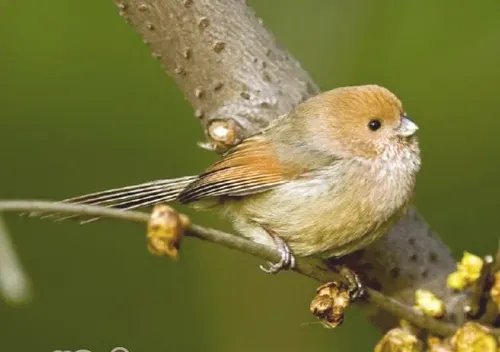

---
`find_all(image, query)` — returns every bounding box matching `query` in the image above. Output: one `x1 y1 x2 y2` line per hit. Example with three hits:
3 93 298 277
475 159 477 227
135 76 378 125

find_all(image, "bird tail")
31 176 198 223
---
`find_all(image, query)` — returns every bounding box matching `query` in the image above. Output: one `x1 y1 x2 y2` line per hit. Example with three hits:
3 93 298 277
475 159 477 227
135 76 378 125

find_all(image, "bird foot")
260 235 295 274
333 265 365 302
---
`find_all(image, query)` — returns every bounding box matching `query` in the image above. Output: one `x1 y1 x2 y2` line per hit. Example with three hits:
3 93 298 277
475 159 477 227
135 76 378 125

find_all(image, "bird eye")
368 119 382 131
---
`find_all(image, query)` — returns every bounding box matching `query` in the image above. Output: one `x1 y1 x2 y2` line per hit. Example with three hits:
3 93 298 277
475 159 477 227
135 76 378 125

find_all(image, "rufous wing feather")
178 137 292 203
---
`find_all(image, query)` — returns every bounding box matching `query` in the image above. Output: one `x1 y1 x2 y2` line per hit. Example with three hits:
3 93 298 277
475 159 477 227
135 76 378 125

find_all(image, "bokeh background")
2 0 500 351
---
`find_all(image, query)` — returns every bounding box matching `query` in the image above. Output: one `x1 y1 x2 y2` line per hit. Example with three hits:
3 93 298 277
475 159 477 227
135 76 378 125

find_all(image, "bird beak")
396 116 419 137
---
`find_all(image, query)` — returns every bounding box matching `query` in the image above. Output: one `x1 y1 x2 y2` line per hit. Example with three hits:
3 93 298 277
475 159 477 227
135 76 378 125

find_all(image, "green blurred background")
2 0 500 351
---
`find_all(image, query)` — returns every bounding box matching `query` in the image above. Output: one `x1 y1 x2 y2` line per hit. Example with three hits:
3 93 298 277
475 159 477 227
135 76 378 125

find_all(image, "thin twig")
0 199 462 336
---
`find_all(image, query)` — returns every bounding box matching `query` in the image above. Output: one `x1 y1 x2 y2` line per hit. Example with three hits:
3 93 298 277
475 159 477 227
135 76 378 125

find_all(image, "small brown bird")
44 85 421 275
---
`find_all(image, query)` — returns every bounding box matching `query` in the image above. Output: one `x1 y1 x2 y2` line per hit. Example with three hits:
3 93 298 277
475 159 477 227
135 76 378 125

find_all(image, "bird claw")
260 235 295 274
334 265 365 301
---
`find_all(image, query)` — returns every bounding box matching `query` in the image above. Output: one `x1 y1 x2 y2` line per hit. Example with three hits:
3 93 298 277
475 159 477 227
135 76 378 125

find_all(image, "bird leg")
332 265 366 301
259 232 296 274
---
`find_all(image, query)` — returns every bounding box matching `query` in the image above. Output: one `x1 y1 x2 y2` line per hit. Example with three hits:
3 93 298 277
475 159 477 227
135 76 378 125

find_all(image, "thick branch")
0 200 458 337
116 0 318 145
111 0 468 328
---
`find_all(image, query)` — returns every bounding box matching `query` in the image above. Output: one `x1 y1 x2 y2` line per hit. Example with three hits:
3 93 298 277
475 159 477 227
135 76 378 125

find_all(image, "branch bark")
110 0 469 330
116 0 318 147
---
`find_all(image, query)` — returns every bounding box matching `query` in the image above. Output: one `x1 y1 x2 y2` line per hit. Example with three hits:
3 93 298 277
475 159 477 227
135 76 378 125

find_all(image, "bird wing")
178 136 294 203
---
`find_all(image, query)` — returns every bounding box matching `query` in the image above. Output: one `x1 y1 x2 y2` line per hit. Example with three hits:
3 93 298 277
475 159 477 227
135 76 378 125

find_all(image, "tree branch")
0 200 460 337
110 0 469 330
116 0 318 146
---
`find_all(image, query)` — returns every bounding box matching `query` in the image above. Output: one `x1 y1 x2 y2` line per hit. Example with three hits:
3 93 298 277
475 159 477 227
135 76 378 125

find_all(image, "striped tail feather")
30 176 198 223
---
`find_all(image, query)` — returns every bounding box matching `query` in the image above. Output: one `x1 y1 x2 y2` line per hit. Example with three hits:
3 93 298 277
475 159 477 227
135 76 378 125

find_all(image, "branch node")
207 119 241 149
213 41 226 53
138 3 150 12
198 17 210 30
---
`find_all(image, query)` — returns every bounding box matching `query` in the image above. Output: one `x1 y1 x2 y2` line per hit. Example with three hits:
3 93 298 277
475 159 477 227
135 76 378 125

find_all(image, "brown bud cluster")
447 252 484 291
414 289 445 319
451 322 497 352
426 336 453 352
146 204 191 260
310 282 351 328
374 327 423 352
